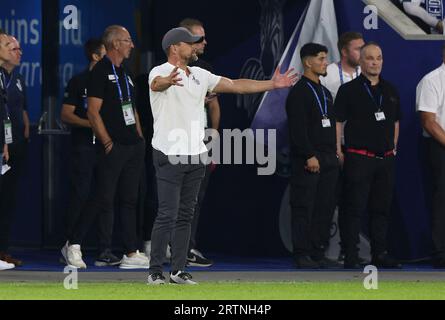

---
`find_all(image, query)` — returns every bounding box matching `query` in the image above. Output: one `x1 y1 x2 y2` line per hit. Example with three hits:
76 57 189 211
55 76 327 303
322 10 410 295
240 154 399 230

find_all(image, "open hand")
167 65 183 87
271 65 299 89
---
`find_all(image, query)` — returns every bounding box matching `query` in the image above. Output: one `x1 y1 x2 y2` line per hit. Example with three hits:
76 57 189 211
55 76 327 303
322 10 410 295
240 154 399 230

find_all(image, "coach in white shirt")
417 45 445 269
147 27 298 285
321 32 364 100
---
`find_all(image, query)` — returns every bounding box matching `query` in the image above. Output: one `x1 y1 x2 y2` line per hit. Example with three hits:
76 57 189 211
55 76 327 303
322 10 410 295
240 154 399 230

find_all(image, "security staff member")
62 25 148 269
416 44 445 269
60 39 121 267
335 42 402 269
0 36 30 267
321 31 366 264
286 43 339 269
0 31 14 271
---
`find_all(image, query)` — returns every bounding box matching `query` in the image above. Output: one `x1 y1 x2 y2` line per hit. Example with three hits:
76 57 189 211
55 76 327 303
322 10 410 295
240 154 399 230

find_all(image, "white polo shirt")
149 62 221 155
321 62 361 100
416 63 445 137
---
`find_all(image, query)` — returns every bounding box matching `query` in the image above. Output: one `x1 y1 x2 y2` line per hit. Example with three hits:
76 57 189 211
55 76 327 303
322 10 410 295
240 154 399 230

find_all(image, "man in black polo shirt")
286 43 340 269
62 25 148 269
0 36 30 267
335 42 402 269
0 30 15 271
60 38 121 267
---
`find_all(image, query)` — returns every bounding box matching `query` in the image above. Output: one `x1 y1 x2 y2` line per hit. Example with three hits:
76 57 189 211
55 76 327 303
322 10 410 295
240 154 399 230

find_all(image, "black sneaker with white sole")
186 249 213 267
170 271 197 285
147 272 166 285
94 249 121 267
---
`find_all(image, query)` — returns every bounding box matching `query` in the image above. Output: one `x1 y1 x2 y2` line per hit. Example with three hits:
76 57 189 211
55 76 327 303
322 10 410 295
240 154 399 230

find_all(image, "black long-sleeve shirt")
286 76 337 160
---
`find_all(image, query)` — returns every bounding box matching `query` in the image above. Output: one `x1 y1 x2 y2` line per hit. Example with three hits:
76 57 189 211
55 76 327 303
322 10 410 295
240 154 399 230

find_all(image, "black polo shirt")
1 69 27 144
63 70 94 147
334 74 402 154
0 70 6 148
286 76 336 160
87 57 141 145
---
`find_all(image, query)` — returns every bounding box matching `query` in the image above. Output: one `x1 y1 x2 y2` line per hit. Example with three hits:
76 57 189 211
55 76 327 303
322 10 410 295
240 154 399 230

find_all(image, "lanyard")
306 81 328 117
109 58 131 103
0 71 11 119
363 82 383 110
338 62 359 85
1 71 13 90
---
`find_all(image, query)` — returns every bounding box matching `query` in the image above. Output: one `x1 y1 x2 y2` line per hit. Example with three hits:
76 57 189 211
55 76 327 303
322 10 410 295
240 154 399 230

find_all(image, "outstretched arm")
213 66 298 94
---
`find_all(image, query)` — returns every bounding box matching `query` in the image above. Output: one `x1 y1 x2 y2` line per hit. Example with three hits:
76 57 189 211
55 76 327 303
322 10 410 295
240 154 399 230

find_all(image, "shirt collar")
302 75 321 86
359 73 383 88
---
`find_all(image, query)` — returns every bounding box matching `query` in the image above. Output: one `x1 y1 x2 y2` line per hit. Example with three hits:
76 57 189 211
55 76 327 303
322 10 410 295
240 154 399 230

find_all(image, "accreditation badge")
122 102 136 126
4 119 13 144
375 111 386 122
322 118 331 128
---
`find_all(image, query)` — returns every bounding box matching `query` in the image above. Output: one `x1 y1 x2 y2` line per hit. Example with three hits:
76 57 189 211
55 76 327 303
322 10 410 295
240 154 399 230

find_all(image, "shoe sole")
186 261 213 267
147 281 165 285
119 264 149 269
0 266 14 271
94 261 122 267
169 279 197 285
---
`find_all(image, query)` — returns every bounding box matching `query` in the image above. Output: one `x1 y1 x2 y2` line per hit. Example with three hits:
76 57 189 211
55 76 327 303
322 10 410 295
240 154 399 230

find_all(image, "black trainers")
294 256 320 269
147 272 166 285
94 249 121 267
186 249 213 267
170 270 197 285
371 252 402 269
312 256 342 269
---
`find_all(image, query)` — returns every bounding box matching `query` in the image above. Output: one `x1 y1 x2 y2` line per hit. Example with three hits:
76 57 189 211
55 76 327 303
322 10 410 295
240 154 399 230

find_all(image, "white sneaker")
169 271 197 285
65 244 87 269
144 241 171 263
119 250 150 269
0 259 14 271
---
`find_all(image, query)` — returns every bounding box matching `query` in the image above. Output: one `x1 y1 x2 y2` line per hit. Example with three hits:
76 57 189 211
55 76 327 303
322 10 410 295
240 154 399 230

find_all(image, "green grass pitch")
0 281 444 300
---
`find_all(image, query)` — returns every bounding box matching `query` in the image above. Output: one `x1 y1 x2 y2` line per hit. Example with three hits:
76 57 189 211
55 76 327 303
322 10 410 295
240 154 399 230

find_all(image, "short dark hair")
300 43 328 61
84 38 104 62
179 18 203 31
337 31 363 54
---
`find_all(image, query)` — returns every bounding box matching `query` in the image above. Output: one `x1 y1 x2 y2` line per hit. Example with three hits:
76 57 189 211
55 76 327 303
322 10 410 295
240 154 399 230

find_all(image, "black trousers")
64 144 116 252
149 149 205 273
290 152 339 258
140 146 158 242
428 139 445 261
0 141 27 252
343 153 395 259
189 162 212 251
70 140 145 254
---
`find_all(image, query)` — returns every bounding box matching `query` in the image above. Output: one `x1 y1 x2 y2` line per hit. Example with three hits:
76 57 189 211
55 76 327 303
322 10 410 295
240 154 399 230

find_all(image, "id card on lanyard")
306 81 331 128
110 60 135 126
1 73 13 144
363 82 385 122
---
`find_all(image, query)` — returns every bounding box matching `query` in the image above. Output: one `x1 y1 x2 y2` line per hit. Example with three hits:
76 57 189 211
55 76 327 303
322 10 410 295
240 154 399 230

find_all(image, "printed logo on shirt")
16 79 23 92
191 74 200 85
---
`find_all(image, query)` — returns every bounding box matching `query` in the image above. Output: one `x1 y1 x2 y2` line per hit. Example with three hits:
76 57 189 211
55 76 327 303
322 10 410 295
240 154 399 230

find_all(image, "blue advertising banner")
0 0 42 122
